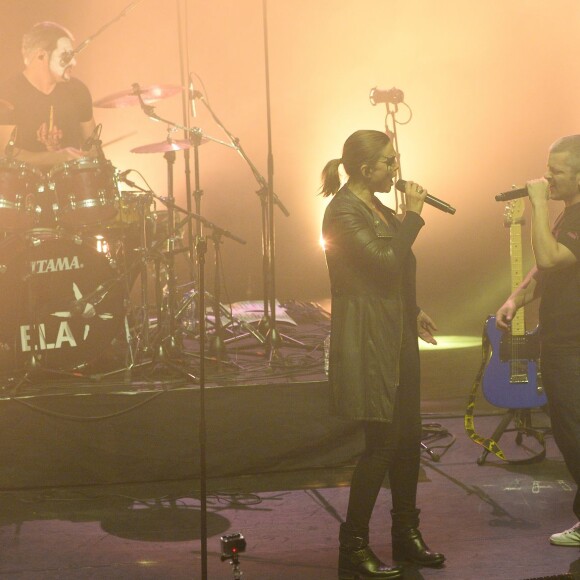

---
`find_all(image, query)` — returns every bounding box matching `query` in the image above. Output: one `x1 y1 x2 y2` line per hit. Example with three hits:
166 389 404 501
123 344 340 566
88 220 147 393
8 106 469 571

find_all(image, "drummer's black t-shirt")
0 74 93 151
539 201 580 348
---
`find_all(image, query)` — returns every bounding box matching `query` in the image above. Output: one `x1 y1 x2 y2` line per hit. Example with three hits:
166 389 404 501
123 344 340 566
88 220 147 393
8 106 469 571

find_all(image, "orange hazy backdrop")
1 0 579 336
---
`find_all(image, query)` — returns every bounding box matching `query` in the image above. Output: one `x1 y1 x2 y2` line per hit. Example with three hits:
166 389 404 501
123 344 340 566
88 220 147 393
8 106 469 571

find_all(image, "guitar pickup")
499 332 540 362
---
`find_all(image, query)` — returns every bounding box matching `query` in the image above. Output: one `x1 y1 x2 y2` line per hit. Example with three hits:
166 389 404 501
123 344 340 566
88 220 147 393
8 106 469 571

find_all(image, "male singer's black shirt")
539 201 580 348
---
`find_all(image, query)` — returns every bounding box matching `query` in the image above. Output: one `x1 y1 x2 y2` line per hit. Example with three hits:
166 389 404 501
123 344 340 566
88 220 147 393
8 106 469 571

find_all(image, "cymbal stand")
132 85 243 350
135 193 153 358
164 205 267 355
152 148 181 358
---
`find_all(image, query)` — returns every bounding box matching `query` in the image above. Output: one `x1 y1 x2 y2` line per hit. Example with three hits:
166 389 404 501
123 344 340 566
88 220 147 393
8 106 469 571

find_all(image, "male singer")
496 135 580 546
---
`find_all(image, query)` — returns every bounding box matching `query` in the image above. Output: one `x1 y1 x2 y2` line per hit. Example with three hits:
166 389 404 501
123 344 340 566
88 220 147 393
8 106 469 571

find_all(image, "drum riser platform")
0 380 361 490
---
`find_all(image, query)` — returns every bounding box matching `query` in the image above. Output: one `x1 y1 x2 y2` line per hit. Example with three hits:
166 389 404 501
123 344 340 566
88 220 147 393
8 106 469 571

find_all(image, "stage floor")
0 415 575 580
0 301 571 579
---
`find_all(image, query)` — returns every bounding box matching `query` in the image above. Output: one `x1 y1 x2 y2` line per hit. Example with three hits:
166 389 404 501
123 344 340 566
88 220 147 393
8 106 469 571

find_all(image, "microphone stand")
63 0 146 64
191 88 303 357
261 0 278 357
176 0 197 282
370 87 410 212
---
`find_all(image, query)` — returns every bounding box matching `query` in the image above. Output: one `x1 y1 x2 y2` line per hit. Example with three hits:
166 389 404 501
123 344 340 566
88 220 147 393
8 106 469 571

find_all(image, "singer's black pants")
542 345 580 520
342 324 422 539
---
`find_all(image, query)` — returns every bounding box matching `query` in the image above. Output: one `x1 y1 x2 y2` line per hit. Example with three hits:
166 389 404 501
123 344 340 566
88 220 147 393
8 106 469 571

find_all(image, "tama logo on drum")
30 255 83 274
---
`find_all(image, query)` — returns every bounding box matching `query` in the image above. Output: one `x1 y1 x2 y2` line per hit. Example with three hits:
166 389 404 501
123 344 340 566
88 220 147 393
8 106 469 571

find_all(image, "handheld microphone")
369 87 405 105
395 180 456 215
495 186 528 202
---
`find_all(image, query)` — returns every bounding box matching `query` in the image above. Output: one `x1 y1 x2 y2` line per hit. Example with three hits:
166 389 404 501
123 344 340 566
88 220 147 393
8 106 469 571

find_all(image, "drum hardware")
116 137 188 369
173 210 263 366
129 82 280 363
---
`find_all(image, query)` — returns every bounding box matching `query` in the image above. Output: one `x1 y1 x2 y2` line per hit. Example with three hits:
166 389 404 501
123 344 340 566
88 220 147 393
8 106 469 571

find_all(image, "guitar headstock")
503 198 525 227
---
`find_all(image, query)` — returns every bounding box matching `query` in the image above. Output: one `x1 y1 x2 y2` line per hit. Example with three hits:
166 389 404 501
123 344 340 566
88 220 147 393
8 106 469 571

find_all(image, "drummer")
0 21 97 168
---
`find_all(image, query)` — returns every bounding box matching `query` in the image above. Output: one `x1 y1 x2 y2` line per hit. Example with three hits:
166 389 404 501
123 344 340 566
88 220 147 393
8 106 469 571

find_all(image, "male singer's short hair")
551 135 580 172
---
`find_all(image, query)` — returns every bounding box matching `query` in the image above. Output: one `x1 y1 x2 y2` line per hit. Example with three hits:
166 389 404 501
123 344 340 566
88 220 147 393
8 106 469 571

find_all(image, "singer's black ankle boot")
338 525 402 579
391 509 445 568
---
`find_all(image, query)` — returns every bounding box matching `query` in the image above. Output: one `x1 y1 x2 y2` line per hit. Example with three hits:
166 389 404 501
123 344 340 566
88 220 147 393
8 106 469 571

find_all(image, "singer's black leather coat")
322 186 424 422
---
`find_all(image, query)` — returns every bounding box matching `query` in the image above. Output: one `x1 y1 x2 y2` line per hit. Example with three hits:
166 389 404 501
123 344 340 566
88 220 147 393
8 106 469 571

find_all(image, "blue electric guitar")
482 199 547 409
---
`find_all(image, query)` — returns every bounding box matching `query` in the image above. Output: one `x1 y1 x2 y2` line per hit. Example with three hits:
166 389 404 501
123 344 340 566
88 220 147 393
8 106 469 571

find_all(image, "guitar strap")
464 321 546 464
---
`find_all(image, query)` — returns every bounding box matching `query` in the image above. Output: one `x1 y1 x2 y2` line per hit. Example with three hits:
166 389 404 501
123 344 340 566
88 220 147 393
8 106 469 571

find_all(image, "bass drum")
0 230 126 373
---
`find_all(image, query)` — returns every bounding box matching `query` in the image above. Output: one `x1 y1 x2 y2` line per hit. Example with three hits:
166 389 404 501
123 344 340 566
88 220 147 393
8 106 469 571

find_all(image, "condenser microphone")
117 169 138 188
495 187 528 202
82 123 102 151
395 180 456 215
369 87 405 105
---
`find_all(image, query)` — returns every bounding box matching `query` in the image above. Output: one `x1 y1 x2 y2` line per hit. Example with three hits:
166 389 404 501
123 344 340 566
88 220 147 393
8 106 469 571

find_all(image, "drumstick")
48 105 54 132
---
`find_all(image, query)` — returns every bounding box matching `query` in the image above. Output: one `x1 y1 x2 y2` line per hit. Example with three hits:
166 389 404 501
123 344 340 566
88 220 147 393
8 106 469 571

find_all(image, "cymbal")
94 84 182 108
131 139 197 154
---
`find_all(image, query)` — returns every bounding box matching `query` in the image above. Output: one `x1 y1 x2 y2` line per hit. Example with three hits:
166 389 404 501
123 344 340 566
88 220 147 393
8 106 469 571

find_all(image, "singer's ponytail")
319 130 390 197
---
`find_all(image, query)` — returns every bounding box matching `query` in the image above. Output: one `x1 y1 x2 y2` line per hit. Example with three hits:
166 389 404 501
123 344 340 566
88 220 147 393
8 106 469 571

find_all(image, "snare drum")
0 229 126 372
49 157 119 228
110 191 152 230
0 158 43 231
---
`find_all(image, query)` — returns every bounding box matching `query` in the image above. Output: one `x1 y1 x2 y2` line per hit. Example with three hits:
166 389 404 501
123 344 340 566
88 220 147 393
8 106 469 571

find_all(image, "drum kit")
0 84 219 380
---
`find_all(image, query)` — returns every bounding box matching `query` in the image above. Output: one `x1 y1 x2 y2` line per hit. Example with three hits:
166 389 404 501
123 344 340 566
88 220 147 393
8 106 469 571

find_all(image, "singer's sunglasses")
377 155 399 168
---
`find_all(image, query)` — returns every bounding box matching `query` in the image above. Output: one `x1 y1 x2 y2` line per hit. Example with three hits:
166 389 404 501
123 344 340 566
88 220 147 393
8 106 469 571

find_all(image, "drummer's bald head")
22 22 74 65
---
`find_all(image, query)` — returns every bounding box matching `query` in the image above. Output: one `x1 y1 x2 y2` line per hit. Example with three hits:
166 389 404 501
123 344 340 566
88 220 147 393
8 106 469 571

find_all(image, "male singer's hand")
526 178 550 206
417 310 438 345
495 299 517 331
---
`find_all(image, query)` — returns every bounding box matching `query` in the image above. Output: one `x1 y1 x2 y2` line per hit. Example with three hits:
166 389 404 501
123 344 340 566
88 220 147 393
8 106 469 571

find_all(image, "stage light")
419 335 481 351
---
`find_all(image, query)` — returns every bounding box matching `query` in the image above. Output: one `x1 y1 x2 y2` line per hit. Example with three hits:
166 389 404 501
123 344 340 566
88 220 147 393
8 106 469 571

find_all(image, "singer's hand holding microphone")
395 179 457 215
397 180 428 215
495 178 550 203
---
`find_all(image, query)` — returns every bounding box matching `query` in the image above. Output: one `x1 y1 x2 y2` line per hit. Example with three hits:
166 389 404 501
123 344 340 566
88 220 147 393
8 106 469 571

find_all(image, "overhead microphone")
395 180 456 215
369 87 405 105
188 73 197 118
82 123 102 151
117 169 138 188
495 186 528 202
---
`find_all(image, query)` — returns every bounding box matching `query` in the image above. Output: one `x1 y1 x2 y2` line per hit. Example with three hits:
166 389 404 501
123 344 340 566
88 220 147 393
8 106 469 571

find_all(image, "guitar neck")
510 222 525 337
